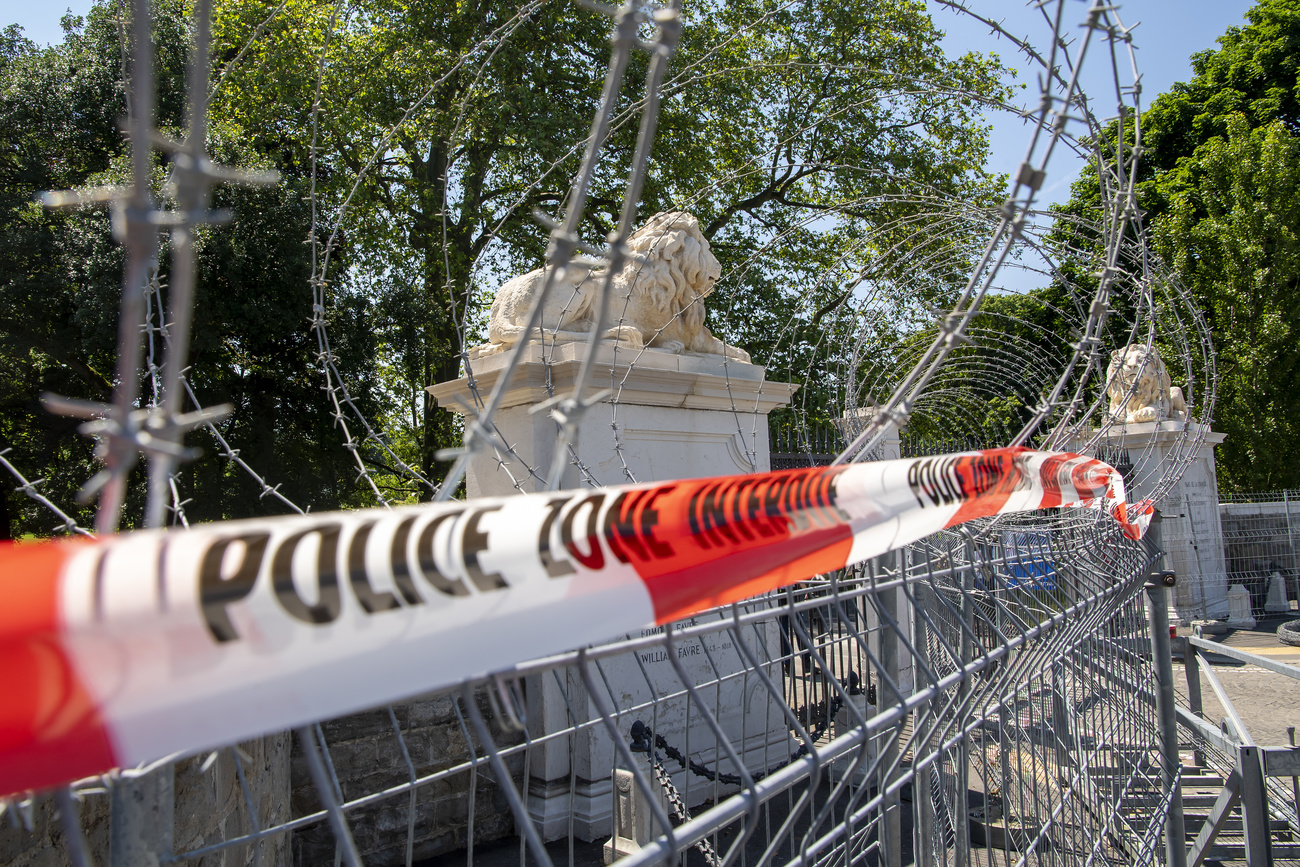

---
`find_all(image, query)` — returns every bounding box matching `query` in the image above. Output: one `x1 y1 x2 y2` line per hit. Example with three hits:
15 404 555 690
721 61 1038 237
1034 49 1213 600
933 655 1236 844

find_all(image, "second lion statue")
470 211 750 362
1105 344 1189 424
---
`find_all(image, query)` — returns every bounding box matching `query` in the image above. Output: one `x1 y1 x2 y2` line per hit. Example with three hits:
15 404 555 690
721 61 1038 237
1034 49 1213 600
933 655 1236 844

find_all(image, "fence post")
1239 744 1275 866
1050 662 1073 771
1289 727 1300 828
912 586 937 867
1285 490 1297 607
1145 510 1188 867
1184 632 1206 769
955 562 973 867
110 765 174 867
877 552 903 867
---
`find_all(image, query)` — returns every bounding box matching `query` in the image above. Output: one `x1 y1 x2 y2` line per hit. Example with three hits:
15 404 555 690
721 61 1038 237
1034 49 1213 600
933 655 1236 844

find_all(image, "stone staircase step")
1202 843 1300 859
1181 814 1291 833
1122 794 1222 808
1178 775 1226 786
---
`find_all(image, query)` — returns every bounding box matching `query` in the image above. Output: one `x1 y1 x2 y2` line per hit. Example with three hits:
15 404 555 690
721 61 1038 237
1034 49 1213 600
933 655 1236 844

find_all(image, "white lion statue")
469 211 750 362
1106 344 1189 424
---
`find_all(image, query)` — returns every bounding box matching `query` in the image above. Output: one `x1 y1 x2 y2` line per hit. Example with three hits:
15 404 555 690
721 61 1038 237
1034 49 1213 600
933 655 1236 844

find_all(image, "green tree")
1152 116 1300 491
1137 0 1300 492
0 2 383 536
1052 0 1300 492
211 0 1011 486
2 0 1011 532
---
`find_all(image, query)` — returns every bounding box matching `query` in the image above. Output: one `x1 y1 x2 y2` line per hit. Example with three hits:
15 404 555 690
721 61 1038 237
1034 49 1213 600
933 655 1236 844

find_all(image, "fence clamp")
1146 570 1176 588
488 674 528 733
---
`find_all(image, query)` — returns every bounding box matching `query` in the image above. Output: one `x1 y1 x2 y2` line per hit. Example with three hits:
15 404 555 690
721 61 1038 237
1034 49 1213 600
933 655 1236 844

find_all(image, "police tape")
0 446 1149 797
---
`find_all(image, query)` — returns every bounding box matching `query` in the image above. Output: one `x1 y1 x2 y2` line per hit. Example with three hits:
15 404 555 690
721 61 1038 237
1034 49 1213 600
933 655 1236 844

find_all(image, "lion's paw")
725 346 752 364
468 343 506 360
603 325 645 350
1128 406 1159 423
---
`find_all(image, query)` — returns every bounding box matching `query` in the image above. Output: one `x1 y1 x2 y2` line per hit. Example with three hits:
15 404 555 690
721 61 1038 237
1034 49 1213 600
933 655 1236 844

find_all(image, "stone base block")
1265 572 1292 614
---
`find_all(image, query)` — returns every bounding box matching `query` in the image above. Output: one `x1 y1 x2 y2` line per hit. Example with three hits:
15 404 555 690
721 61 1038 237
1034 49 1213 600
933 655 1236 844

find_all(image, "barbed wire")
33 0 277 536
299 0 566 505
0 450 94 538
141 267 191 528
267 0 1216 531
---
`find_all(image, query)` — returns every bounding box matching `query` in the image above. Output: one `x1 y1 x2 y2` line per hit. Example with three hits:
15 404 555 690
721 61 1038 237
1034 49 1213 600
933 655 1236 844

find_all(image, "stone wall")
290 690 523 866
0 733 290 866
175 733 293 865
1 691 523 867
0 792 108 866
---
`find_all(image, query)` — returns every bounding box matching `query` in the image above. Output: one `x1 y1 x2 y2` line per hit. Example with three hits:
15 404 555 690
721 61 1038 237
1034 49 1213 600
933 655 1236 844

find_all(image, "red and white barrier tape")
0 447 1149 796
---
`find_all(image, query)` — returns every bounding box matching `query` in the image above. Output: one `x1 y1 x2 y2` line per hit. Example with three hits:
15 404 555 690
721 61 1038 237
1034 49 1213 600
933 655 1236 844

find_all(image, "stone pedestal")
521 616 791 841
1226 584 1256 629
1265 572 1291 615
603 767 668 863
834 407 903 462
430 344 798 841
1090 421 1229 622
429 343 798 496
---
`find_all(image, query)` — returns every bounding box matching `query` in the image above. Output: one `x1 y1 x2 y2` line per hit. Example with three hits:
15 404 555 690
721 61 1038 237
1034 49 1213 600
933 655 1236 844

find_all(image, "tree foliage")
1057 0 1300 493
212 0 1010 481
0 3 383 537
1 0 1011 533
1152 115 1300 491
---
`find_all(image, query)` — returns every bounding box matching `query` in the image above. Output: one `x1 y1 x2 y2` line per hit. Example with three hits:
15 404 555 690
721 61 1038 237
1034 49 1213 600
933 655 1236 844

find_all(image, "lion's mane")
615 211 718 334
1106 345 1186 423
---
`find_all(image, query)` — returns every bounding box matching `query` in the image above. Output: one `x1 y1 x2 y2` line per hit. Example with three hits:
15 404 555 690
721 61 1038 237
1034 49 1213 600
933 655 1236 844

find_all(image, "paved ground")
1175 613 1300 746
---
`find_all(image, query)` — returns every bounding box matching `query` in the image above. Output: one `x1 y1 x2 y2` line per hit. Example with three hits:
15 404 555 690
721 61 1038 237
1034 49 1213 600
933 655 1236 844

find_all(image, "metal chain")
646 754 721 867
630 688 845 788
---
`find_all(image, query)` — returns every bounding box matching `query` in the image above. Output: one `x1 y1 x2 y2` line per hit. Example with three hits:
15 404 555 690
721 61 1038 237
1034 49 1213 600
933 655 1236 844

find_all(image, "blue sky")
937 0 1256 205
4 0 1255 205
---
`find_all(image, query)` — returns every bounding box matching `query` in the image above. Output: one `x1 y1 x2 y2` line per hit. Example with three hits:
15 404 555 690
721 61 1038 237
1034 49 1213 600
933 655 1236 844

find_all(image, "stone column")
428 344 798 841
834 406 903 462
1093 421 1229 622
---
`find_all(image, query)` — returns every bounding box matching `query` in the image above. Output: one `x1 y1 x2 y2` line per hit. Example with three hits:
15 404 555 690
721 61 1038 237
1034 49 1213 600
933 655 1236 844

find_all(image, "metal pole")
108 1 172 860
913 587 936 867
1285 491 1298 610
997 588 1012 836
95 0 157 535
956 562 973 867
878 553 903 867
1050 662 1073 771
1147 510 1188 867
1239 744 1274 866
1184 631 1206 769
1289 727 1300 835
110 767 174 867
144 0 212 528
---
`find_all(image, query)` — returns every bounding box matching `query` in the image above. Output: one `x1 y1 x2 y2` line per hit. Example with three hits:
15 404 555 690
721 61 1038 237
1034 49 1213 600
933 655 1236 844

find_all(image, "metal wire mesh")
0 511 1161 865
1219 494 1300 617
1174 648 1300 867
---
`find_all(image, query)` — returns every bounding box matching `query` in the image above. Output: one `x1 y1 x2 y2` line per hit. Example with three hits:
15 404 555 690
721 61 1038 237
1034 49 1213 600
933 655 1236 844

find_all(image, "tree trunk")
418 234 474 498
